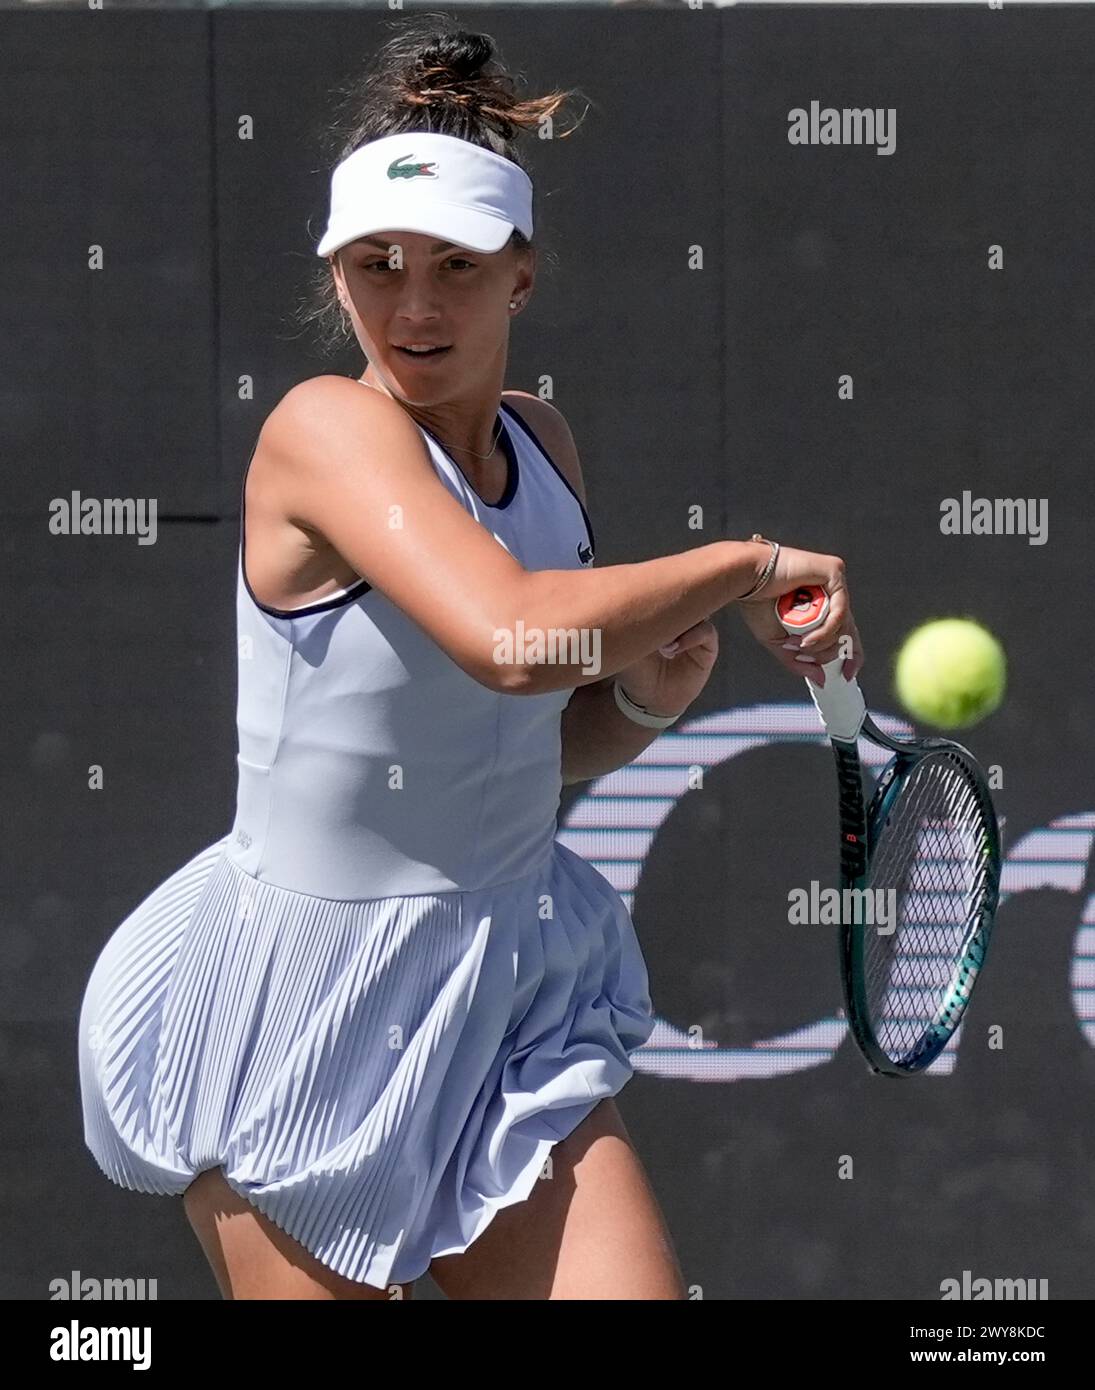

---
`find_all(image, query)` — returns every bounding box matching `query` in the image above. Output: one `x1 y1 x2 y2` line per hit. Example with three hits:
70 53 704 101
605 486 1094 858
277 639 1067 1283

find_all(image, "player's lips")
393 343 452 361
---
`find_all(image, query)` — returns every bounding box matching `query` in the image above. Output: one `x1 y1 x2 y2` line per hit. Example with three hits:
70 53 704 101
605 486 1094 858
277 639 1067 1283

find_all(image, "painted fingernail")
660 642 679 657
794 654 818 664
781 640 800 650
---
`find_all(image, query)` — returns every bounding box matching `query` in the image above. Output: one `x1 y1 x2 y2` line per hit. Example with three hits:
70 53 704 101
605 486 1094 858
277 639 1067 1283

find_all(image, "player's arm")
262 377 536 692
501 393 671 784
262 376 776 698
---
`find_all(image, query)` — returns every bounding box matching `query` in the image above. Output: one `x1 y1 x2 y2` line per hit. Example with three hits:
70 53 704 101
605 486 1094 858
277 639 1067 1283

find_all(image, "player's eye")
360 258 475 273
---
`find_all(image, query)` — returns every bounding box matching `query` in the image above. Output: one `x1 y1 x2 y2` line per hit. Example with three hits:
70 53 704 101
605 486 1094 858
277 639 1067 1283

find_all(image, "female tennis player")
77 19 862 1300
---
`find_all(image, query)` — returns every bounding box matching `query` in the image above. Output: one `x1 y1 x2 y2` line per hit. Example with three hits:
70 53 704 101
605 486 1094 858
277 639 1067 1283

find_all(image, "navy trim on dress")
238 434 373 620
238 395 584 621
416 410 519 510
498 400 596 556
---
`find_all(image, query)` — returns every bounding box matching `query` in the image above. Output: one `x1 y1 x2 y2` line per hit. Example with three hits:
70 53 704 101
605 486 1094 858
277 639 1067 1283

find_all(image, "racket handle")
775 586 866 742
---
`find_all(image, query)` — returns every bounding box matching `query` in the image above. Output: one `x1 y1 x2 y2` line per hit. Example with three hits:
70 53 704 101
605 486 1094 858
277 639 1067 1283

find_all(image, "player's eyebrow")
359 236 461 254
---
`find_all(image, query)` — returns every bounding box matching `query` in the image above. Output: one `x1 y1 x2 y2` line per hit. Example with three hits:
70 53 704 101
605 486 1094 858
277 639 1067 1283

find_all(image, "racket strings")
863 752 993 1063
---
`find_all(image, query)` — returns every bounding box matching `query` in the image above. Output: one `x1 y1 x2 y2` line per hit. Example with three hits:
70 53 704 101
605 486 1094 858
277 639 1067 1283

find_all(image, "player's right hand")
735 544 864 686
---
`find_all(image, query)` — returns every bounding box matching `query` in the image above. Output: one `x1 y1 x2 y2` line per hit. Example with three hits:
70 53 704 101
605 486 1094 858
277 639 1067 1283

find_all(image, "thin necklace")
356 377 503 460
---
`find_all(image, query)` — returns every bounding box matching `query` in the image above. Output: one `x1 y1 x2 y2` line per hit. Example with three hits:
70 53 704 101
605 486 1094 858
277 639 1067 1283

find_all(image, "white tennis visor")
315 131 534 258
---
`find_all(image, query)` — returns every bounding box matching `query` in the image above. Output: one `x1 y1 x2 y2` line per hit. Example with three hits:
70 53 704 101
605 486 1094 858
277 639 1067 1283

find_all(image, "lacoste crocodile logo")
577 541 594 565
387 154 439 180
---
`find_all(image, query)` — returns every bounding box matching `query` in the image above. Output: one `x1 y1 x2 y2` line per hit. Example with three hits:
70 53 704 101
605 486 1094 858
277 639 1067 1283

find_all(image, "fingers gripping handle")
775 587 866 743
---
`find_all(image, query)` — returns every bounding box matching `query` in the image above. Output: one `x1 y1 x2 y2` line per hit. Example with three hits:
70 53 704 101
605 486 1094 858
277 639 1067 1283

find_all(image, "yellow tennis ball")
893 618 1006 730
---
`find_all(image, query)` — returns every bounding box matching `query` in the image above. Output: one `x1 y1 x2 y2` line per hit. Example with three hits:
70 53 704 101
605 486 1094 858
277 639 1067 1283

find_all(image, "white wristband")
612 680 681 729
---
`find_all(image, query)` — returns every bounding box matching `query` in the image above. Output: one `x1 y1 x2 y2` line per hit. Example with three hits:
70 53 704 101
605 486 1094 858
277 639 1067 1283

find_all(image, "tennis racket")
776 585 1002 1077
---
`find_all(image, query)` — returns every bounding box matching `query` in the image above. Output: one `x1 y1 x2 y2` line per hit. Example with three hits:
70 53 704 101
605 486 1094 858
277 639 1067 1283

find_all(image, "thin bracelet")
613 680 681 729
736 534 780 601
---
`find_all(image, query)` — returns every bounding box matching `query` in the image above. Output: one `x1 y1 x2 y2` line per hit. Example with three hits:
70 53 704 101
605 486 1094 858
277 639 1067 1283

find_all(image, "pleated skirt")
77 834 655 1290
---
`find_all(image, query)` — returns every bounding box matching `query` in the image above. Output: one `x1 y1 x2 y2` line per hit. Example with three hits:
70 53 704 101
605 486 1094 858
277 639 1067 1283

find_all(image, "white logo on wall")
558 702 1095 1083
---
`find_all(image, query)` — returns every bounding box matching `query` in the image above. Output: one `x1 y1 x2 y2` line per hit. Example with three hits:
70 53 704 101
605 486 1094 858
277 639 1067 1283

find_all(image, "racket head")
841 717 1001 1076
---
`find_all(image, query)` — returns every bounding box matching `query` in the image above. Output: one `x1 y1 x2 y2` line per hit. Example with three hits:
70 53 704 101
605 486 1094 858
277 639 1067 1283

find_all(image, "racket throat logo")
787 881 898 935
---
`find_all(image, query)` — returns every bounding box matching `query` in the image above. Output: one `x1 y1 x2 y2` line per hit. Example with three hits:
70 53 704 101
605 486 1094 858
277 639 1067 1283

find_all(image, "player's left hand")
613 618 718 719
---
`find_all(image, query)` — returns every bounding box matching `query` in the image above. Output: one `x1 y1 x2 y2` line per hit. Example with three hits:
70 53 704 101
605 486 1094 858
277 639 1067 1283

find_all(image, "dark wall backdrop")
4 4 1093 1299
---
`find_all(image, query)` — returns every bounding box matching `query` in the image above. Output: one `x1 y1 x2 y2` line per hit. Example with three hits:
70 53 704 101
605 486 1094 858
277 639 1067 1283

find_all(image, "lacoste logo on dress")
387 155 439 180
577 541 594 565
235 828 252 849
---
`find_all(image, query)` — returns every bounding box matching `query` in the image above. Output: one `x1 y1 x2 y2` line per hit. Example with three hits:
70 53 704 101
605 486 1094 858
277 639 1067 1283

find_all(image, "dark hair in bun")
296 14 588 357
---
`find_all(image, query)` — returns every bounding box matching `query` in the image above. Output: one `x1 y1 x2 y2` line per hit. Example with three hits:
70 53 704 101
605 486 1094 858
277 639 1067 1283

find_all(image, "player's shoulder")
501 390 587 506
252 377 433 522
266 374 401 432
259 374 420 469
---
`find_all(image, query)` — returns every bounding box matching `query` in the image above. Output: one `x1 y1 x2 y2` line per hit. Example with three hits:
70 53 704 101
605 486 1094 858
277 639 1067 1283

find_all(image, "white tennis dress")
78 391 655 1290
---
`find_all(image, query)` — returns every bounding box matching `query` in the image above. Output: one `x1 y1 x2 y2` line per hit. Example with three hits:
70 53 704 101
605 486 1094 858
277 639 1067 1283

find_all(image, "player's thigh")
182 1166 414 1301
428 1096 686 1300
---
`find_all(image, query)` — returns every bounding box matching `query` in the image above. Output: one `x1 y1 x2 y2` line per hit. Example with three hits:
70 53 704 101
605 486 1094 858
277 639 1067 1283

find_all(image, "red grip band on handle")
776 585 829 634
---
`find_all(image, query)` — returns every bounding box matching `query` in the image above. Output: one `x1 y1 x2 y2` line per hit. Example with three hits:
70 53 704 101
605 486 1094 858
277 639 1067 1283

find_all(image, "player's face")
333 230 534 396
